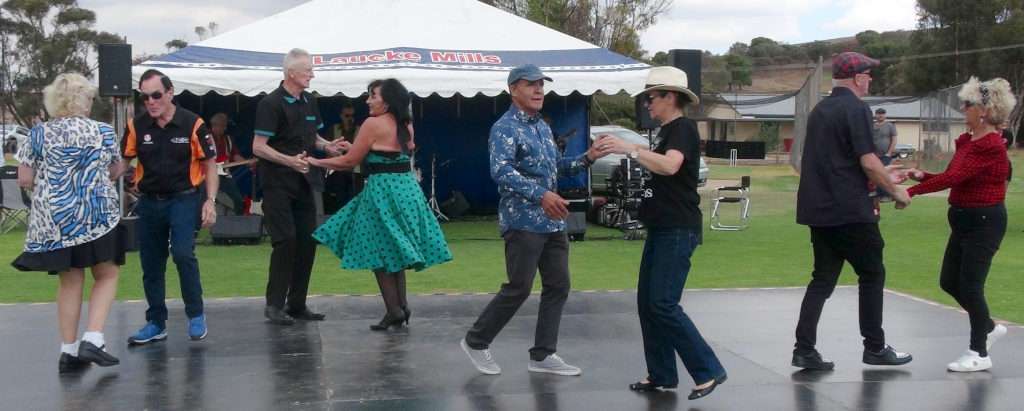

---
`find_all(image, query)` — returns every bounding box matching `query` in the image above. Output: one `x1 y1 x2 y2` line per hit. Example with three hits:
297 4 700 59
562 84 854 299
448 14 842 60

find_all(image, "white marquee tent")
133 0 650 98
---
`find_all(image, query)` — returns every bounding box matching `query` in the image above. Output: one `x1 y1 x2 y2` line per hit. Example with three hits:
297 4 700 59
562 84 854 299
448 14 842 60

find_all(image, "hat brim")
633 85 700 106
508 75 553 85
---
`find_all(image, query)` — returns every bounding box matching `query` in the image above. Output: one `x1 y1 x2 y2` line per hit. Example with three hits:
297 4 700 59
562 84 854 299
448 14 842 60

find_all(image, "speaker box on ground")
210 215 264 245
567 212 587 241
440 191 470 219
98 43 132 97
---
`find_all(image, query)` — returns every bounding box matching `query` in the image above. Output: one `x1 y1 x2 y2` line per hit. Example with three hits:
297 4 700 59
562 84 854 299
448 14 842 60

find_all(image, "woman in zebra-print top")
11 73 126 373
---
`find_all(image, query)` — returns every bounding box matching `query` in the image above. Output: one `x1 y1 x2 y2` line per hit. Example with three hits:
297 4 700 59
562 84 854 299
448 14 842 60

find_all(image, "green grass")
2 152 1022 323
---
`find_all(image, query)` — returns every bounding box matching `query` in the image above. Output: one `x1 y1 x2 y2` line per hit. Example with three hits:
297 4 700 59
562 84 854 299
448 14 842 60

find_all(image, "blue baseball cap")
507 64 553 85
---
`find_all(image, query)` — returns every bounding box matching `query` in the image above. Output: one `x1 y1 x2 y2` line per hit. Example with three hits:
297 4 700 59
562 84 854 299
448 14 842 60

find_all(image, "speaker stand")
427 154 449 222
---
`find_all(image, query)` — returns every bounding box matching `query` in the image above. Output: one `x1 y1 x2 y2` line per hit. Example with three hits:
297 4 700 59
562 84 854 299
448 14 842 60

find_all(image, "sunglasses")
140 90 165 101
643 92 667 104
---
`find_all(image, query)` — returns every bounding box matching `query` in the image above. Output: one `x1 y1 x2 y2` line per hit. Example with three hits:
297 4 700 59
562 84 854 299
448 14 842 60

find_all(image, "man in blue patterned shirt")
461 64 609 377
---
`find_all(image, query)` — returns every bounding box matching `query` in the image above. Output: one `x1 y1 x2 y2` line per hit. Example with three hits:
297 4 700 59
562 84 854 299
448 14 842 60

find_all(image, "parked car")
893 143 915 159
589 125 708 193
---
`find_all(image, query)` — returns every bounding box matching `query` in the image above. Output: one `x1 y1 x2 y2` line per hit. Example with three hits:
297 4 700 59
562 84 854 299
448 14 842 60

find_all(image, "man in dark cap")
791 52 914 370
459 64 606 377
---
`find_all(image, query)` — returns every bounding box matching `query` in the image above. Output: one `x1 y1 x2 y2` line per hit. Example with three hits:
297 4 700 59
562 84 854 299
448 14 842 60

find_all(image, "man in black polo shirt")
123 69 218 345
253 48 344 325
792 52 914 370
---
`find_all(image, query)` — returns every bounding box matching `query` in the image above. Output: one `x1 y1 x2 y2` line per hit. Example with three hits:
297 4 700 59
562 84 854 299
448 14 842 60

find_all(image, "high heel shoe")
401 306 411 325
369 311 407 331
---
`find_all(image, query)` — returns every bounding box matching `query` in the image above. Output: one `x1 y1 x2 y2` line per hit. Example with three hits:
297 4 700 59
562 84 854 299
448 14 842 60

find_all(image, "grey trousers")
465 230 571 361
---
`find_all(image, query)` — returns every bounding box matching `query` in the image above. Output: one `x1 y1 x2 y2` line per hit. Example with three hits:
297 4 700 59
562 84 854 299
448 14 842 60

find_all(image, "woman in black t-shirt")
595 67 726 400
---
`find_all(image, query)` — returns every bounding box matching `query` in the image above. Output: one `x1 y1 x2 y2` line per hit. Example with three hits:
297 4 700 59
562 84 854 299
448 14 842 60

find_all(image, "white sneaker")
461 338 501 375
528 354 582 376
947 349 992 372
987 324 1007 351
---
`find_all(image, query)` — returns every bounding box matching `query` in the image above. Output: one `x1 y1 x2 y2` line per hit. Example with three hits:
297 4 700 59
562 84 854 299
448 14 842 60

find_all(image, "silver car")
589 125 708 192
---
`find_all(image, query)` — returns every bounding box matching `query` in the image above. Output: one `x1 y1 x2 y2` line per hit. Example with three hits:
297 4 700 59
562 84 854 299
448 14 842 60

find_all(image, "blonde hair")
43 73 96 118
958 77 1017 125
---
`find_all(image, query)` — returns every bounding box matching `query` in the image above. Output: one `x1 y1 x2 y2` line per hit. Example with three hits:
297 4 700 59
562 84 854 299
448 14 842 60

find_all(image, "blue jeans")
136 191 204 326
637 227 725 386
875 155 892 198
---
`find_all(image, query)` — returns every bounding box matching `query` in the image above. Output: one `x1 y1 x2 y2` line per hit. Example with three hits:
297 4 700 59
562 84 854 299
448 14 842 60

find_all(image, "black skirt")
11 225 126 275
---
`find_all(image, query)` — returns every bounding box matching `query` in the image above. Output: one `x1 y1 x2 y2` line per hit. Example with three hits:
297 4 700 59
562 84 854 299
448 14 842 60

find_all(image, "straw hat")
635 66 700 105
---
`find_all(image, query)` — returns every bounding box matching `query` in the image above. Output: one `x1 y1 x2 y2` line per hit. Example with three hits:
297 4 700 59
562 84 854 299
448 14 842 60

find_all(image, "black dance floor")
1 287 1021 410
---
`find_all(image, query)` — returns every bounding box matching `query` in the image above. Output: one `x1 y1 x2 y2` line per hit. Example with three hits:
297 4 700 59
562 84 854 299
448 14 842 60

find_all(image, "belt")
364 163 411 175
143 187 198 200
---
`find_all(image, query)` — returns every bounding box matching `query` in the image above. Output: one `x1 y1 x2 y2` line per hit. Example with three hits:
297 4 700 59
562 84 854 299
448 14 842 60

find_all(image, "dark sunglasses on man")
140 90 165 102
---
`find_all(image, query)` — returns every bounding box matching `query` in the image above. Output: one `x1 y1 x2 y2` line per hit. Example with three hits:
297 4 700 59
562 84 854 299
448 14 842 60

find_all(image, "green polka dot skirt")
313 152 453 273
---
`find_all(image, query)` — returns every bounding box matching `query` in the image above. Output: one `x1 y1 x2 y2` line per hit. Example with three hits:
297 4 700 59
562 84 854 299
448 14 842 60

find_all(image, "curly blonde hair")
958 76 1017 125
43 73 97 118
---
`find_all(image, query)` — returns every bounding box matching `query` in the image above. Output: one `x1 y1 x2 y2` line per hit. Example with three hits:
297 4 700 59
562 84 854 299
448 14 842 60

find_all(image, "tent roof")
134 0 649 97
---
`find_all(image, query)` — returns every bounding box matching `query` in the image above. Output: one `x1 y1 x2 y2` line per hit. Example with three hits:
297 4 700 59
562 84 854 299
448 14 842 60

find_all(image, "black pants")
940 204 1006 355
218 175 245 215
795 223 887 353
262 174 318 311
465 230 570 361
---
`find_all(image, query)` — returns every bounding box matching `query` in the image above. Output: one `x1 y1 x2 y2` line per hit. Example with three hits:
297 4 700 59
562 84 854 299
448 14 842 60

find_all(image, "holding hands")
592 134 637 157
291 151 311 174
322 140 350 156
883 164 913 209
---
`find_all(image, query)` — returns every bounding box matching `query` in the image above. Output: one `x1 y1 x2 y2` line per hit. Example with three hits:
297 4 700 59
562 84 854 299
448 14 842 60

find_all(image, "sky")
78 0 920 57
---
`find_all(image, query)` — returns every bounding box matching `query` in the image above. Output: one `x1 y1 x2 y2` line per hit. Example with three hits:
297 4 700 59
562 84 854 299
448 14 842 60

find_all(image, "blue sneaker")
188 314 208 341
127 322 167 346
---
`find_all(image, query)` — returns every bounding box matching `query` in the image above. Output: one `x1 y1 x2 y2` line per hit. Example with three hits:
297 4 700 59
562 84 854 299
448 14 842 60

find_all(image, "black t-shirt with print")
638 117 702 229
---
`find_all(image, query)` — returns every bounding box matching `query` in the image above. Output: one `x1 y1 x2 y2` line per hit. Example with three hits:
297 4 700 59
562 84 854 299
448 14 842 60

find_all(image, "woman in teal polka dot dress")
308 79 452 331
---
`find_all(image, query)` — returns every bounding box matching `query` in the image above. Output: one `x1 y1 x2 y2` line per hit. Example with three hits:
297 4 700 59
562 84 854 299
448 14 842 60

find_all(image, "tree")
482 0 671 60
0 0 124 125
194 21 219 41
905 1 1019 92
165 39 188 51
903 1 1024 131
724 54 752 91
649 50 668 65
727 42 749 56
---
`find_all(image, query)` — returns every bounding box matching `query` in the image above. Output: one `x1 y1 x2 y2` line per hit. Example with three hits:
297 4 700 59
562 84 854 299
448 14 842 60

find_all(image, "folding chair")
0 166 30 234
709 175 750 231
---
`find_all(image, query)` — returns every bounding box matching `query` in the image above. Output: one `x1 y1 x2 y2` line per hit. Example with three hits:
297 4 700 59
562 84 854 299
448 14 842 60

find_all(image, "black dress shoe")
401 306 411 325
264 306 295 325
287 308 325 321
792 350 835 370
58 353 90 374
629 378 677 392
688 373 727 400
77 341 119 367
863 345 913 366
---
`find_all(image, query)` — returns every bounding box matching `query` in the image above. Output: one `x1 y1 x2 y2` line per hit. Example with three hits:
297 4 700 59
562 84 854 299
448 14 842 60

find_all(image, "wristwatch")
628 150 640 160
